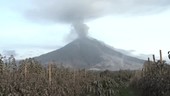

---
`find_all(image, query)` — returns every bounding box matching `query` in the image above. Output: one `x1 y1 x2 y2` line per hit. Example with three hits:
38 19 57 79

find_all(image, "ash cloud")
24 0 170 38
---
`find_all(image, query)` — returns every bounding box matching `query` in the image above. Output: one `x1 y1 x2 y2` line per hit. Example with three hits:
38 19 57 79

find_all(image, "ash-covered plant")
130 60 170 96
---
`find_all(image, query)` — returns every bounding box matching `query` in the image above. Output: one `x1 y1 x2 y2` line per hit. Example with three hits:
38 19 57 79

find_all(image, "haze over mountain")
35 37 144 70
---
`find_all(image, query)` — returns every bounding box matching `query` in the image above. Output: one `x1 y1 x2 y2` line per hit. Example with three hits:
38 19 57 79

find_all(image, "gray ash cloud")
22 0 170 38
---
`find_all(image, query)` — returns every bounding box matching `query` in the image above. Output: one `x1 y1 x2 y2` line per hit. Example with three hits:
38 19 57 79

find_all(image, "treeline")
0 54 135 96
0 53 170 96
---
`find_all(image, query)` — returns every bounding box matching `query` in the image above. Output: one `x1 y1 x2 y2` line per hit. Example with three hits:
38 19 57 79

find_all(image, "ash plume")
72 21 89 38
23 0 170 38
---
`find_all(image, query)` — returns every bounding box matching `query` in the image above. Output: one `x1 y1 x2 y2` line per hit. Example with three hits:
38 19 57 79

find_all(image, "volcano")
35 37 144 70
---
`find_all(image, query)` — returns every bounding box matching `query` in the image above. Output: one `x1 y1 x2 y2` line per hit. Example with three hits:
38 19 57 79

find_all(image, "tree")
168 51 170 59
0 54 4 74
8 55 17 71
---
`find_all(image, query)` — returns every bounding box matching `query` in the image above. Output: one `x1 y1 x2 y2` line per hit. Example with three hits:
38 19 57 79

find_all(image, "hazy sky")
0 0 170 60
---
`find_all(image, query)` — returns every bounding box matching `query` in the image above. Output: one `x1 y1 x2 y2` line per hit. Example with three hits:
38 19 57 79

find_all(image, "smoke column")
71 21 89 38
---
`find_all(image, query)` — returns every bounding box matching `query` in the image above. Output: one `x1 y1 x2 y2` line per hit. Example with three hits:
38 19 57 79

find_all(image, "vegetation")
131 60 170 96
0 53 170 96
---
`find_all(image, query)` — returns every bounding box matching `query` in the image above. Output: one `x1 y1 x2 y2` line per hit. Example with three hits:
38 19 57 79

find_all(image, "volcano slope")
35 37 144 70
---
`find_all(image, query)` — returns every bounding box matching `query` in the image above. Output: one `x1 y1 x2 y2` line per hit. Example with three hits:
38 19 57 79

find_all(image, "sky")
0 0 170 61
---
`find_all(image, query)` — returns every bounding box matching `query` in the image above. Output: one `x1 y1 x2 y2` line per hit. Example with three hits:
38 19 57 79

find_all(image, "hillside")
35 37 144 70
